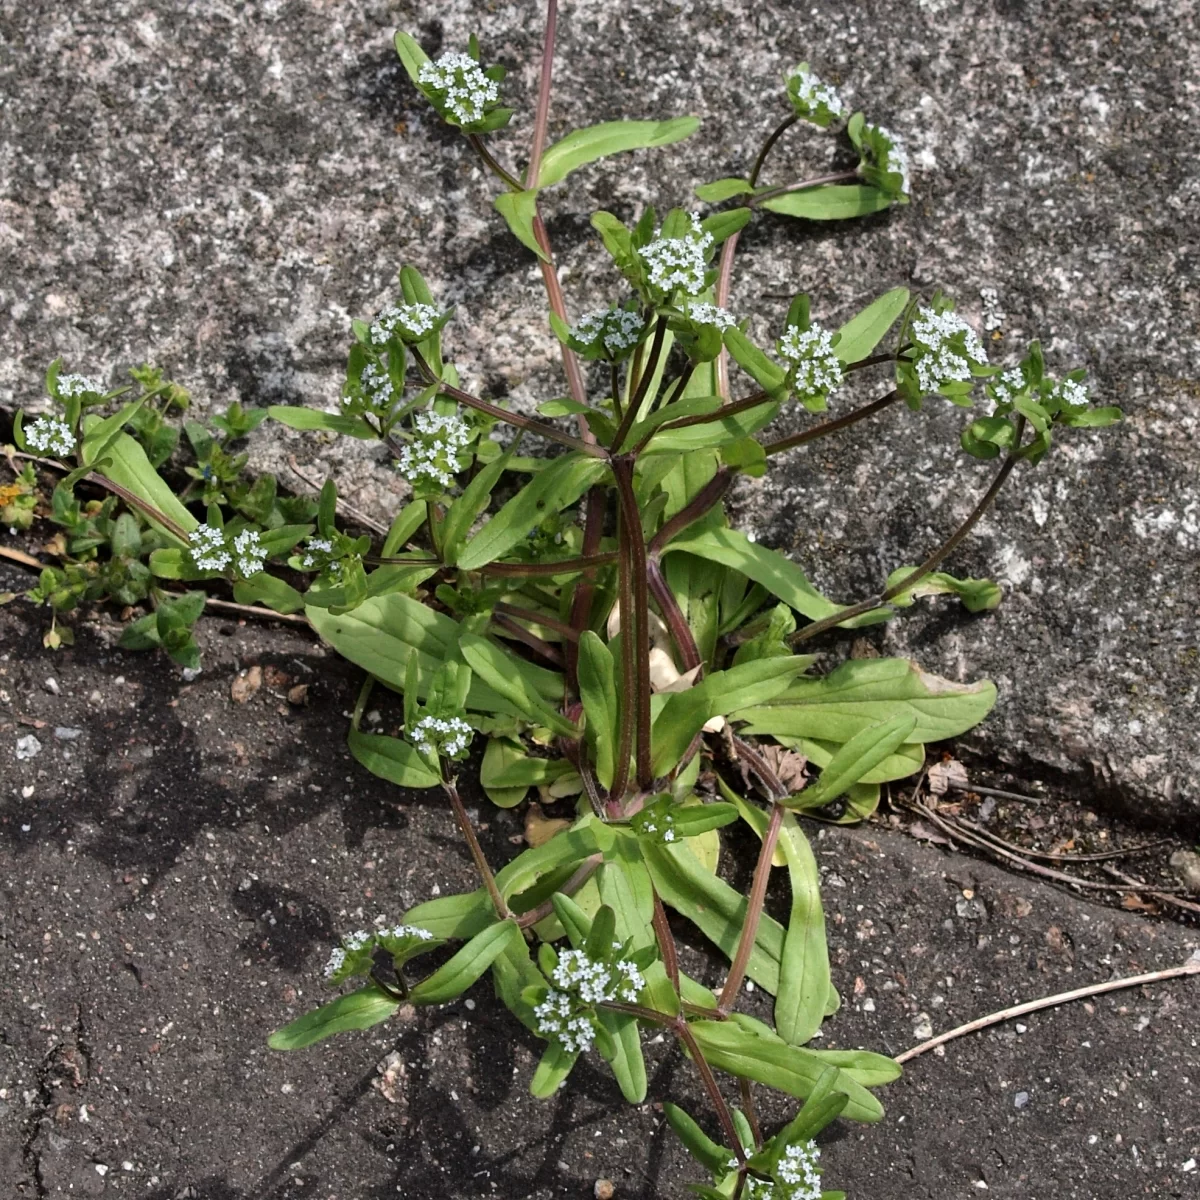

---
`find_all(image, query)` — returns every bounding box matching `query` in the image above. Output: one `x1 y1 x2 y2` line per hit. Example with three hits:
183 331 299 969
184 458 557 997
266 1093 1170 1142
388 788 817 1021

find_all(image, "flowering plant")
6 6 1121 1195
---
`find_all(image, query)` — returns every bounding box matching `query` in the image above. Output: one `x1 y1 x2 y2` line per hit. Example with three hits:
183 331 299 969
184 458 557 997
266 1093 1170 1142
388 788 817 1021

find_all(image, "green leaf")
642 840 783 993
232 573 305 614
699 207 752 245
734 658 997 745
784 735 924 785
650 687 712 778
535 117 700 188
530 1040 579 1098
576 631 620 789
663 527 845 623
305 593 561 717
408 920 520 1004
268 984 400 1051
456 454 608 570
458 632 578 737
267 405 377 438
597 840 655 951
348 727 442 789
393 31 430 87
723 328 788 401
885 567 1002 613
596 1007 647 1103
791 713 917 809
663 1102 731 1174
79 395 149 465
835 287 911 364
775 812 830 1046
802 1047 903 1088
494 189 549 260
480 739 576 788
643 400 779 455
760 184 893 222
687 1021 884 1123
90 432 197 545
382 500 429 557
494 821 606 901
402 890 492 940
118 612 161 651
441 445 516 566
694 177 753 203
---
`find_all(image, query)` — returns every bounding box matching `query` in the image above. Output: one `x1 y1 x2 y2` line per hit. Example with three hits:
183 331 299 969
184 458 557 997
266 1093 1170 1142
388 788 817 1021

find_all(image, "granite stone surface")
1 1 1196 823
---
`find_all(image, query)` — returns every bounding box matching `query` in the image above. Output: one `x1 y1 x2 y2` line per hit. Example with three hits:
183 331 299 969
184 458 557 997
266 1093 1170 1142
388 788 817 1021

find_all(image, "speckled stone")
2 1 1196 824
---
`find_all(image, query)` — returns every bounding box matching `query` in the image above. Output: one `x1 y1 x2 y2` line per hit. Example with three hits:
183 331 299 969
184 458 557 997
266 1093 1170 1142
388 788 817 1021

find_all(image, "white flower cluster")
869 123 911 195
370 302 441 346
56 373 102 398
910 306 988 394
189 523 232 572
779 324 843 397
397 410 471 489
408 714 474 760
640 214 713 297
570 307 644 356
232 529 268 577
379 923 435 942
787 64 845 121
551 948 644 1005
990 367 1026 404
344 361 395 411
638 811 678 843
188 524 268 577
1055 378 1089 408
299 536 334 570
534 948 645 1053
533 991 597 1053
323 946 347 978
687 303 736 331
777 1140 822 1200
24 415 75 456
417 52 499 125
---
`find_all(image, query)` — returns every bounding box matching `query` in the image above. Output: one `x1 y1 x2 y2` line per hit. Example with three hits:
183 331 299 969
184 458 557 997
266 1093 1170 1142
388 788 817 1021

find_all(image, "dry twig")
896 952 1200 1064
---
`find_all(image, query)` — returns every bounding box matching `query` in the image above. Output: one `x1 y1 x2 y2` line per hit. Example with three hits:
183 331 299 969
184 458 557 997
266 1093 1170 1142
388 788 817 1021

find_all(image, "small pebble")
594 1180 615 1200
43 677 60 695
1014 1091 1029 1109
54 726 82 740
95 1164 109 1176
15 734 41 761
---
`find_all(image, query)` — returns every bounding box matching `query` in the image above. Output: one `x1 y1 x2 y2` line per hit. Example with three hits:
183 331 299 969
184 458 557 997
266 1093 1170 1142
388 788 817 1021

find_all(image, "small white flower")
1055 378 1089 408
686 303 736 331
298 536 336 571
370 302 442 345
347 361 396 411
779 323 843 399
323 946 347 979
787 63 846 123
990 367 1026 404
24 416 75 457
864 123 911 196
417 52 500 126
397 411 471 489
232 529 268 578
56 373 103 398
381 923 435 942
570 307 644 356
189 523 232 572
909 305 988 394
407 714 474 760
343 930 372 952
776 1139 822 1199
640 213 713 297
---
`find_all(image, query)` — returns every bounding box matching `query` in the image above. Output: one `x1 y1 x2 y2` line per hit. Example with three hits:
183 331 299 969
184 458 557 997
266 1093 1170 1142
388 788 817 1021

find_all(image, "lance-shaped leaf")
885 566 1002 613
576 631 620 789
791 713 917 809
456 454 608 570
536 117 700 188
834 286 911 364
687 1020 884 1123
663 1102 731 1174
88 432 196 545
760 184 892 222
530 1040 579 1097
774 812 831 1046
459 632 578 737
348 727 442 790
402 890 492 940
267 405 378 438
408 920 521 1005
441 444 517 565
734 658 996 745
268 984 400 1051
233 573 305 615
641 839 784 993
494 821 607 902
783 734 924 785
596 1007 647 1103
694 177 754 203
494 189 550 261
